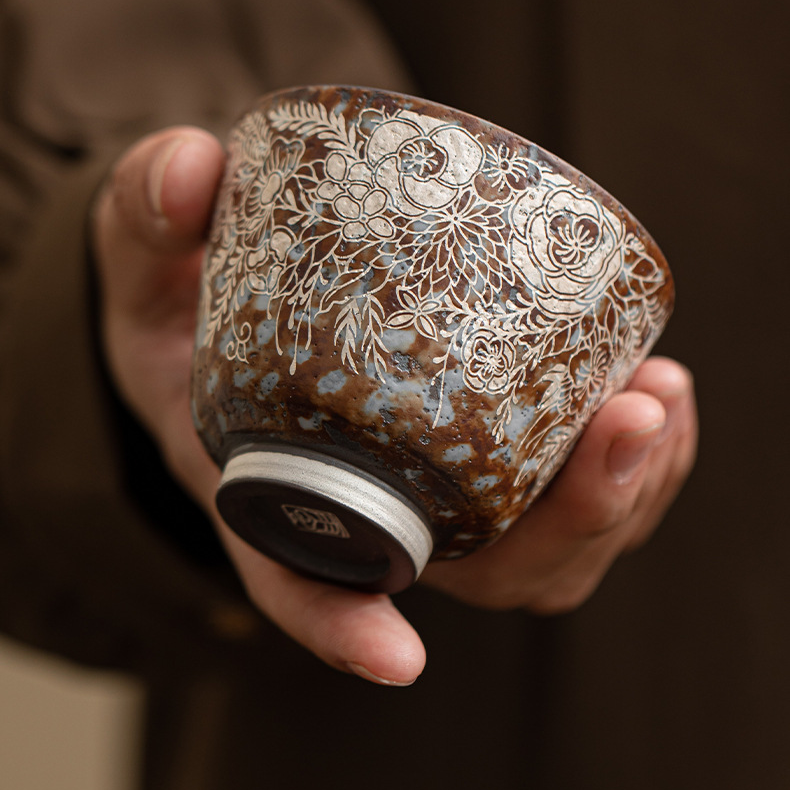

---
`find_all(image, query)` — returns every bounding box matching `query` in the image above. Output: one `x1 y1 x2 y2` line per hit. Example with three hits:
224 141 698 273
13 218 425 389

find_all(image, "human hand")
421 356 697 612
93 127 697 686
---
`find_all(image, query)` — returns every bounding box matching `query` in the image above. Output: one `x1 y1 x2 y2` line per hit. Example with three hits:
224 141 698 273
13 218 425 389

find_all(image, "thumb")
91 127 225 439
94 126 226 322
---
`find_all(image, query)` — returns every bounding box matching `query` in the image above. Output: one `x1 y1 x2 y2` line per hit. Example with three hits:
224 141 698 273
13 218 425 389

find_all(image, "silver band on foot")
216 445 433 593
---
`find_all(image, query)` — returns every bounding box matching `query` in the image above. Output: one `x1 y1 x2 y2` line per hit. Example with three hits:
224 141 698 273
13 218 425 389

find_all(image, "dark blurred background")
369 0 790 785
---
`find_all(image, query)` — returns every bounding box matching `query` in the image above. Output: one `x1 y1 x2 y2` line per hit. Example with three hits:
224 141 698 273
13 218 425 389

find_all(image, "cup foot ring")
216 444 434 594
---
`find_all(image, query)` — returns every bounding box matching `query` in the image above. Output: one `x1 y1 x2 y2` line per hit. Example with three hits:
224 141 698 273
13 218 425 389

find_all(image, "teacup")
191 85 673 593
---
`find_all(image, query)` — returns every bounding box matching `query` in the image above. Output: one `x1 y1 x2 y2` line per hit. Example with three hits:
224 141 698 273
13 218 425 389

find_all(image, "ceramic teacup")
191 85 673 593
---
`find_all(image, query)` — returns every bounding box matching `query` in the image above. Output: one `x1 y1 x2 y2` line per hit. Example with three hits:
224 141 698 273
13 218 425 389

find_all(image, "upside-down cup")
191 85 673 593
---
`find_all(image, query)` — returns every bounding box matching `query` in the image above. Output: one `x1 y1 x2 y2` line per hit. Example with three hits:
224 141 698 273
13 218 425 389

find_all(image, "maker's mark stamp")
281 504 351 539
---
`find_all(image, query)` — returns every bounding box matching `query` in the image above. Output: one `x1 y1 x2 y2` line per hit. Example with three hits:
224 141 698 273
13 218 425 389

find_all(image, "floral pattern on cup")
195 88 672 549
510 186 625 317
366 115 484 214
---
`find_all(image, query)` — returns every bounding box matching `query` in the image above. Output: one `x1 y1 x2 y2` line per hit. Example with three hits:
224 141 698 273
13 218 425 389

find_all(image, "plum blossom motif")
475 142 541 202
462 328 517 394
510 183 625 317
366 113 485 215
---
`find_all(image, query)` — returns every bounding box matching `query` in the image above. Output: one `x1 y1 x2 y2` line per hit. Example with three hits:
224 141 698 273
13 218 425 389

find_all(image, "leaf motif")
318 270 366 313
268 101 356 155
627 262 666 295
625 232 647 255
340 337 358 372
416 314 439 341
334 303 359 342
387 311 415 329
537 364 568 407
397 287 420 310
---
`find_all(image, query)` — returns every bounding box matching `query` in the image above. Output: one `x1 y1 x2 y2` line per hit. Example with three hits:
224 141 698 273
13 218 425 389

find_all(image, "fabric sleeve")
0 149 263 670
0 0 411 670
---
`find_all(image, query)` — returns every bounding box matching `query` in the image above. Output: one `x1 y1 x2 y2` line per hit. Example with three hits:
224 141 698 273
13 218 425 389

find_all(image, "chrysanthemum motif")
403 191 510 296
366 113 485 215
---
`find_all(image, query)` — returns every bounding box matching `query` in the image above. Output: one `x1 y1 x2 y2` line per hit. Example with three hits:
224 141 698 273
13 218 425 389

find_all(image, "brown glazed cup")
191 85 673 593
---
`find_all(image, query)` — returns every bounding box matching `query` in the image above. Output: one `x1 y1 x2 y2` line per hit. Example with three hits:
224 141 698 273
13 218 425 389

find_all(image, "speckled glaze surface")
192 85 673 566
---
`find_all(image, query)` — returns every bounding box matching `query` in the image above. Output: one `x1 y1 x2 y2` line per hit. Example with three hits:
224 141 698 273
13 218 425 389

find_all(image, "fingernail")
346 662 416 687
147 138 184 217
657 385 691 445
606 425 662 485
656 367 693 445
657 396 681 445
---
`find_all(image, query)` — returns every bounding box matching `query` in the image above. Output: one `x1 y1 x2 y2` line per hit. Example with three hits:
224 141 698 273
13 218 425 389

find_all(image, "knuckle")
472 590 524 611
104 153 136 219
526 584 593 616
566 495 633 539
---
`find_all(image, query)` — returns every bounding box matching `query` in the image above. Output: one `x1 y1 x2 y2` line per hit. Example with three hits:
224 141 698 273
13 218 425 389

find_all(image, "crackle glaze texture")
191 86 673 559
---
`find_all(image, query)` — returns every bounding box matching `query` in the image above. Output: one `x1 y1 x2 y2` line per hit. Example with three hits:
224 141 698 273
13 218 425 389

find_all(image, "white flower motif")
199 94 670 515
316 152 394 241
510 183 625 317
317 151 373 197
475 142 541 202
238 137 304 236
462 328 517 394
570 343 612 403
366 114 485 215
334 189 394 240
403 191 509 295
